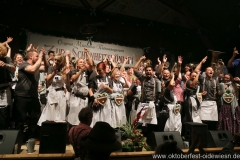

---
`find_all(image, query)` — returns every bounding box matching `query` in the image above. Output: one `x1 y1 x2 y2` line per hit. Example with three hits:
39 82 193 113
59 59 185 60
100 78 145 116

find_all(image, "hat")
81 121 122 152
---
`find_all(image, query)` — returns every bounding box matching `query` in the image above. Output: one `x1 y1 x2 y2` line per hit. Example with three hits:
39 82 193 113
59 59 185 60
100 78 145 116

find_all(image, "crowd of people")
1 37 240 158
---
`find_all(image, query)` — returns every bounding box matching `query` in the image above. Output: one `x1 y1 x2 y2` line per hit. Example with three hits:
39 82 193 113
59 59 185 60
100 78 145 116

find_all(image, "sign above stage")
27 33 144 66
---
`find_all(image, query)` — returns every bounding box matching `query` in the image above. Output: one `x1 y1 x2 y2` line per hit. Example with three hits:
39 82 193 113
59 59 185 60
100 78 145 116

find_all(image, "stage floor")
1 144 240 160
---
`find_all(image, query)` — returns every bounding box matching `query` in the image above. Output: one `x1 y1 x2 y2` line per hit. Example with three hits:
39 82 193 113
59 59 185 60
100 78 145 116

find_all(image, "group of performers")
1 37 240 140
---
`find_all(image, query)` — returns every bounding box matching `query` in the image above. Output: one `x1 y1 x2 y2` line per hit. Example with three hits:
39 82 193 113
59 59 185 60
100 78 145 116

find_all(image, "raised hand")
111 55 115 62
84 48 89 53
157 57 161 64
163 54 167 63
201 56 207 63
124 56 129 62
6 37 13 43
65 50 71 57
33 46 39 52
27 44 32 51
234 47 239 55
140 56 146 60
178 56 183 64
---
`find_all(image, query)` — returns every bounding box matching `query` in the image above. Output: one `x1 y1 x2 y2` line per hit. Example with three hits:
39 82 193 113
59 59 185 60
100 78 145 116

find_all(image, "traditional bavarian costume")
89 75 113 127
129 85 141 124
184 80 202 123
133 70 159 126
199 76 219 130
110 80 127 128
38 66 66 126
163 88 182 133
218 82 238 133
66 70 90 125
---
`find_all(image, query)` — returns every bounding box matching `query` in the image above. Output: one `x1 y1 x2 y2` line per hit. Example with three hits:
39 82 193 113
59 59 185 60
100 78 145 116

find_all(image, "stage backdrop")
27 32 144 66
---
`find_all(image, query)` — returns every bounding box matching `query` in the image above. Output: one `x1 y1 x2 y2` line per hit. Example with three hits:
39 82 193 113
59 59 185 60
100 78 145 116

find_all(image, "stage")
1 144 240 160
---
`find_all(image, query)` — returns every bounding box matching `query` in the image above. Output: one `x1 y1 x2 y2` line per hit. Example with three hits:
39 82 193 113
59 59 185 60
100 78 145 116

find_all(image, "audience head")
111 68 120 81
48 50 55 57
127 67 134 76
26 49 39 64
190 71 198 81
82 121 121 160
14 53 23 66
105 64 111 73
155 141 184 160
162 69 170 80
205 67 214 78
0 43 7 58
97 62 106 76
145 66 153 78
78 107 93 126
185 64 191 72
54 53 65 69
76 58 85 70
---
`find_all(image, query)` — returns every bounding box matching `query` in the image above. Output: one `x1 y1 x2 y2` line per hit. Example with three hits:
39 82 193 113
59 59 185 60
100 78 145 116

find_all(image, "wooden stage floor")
1 144 240 160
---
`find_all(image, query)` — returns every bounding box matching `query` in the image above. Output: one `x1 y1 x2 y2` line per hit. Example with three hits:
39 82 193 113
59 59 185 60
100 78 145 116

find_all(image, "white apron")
90 78 112 127
190 97 202 123
130 86 141 124
135 101 157 126
110 81 127 128
66 71 89 125
200 101 218 121
164 95 182 134
38 75 66 126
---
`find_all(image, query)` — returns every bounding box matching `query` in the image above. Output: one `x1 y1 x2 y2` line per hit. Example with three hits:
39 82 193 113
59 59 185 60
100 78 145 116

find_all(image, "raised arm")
157 54 167 74
194 56 207 72
41 48 49 72
109 55 116 69
84 48 94 67
120 57 128 72
5 43 11 58
227 47 238 68
177 56 182 78
167 73 175 90
25 50 44 73
133 56 146 70
189 71 200 88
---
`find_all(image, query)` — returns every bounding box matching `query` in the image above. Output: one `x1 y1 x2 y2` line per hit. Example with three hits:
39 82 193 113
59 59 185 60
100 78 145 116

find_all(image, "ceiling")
42 0 240 37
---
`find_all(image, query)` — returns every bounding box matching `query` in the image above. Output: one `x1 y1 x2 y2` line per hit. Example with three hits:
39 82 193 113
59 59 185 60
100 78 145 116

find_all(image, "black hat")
82 121 121 152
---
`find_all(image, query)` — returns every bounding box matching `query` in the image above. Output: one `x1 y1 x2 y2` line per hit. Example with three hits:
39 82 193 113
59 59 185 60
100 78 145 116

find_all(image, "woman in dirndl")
164 73 182 134
38 53 66 126
218 73 239 134
89 62 113 127
110 68 129 128
66 49 93 125
184 71 202 123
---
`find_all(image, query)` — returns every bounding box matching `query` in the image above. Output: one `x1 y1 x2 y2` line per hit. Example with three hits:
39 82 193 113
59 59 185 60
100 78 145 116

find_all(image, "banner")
27 33 144 66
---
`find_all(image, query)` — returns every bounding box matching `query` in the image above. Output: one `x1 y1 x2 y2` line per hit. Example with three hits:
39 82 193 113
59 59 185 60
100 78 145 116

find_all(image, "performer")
110 68 129 128
38 53 66 126
66 49 93 125
128 78 141 124
164 73 182 133
133 56 161 134
200 66 221 130
89 62 113 127
14 47 46 139
0 41 15 129
184 71 202 123
218 73 239 134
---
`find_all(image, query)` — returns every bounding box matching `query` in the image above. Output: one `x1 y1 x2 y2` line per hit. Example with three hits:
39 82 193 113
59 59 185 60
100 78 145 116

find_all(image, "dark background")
1 0 240 73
